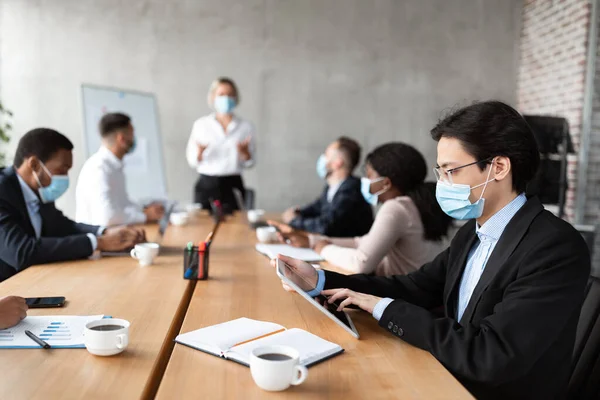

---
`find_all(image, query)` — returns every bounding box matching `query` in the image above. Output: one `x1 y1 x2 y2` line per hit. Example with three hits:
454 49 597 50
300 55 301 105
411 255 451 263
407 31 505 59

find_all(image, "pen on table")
25 330 51 349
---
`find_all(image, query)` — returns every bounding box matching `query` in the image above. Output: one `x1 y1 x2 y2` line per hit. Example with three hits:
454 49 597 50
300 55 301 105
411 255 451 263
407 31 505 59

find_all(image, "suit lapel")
444 221 478 317
330 177 350 202
5 167 37 236
459 197 544 323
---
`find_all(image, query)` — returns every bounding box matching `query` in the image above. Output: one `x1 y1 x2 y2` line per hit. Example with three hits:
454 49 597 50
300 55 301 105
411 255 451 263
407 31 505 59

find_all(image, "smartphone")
25 297 66 308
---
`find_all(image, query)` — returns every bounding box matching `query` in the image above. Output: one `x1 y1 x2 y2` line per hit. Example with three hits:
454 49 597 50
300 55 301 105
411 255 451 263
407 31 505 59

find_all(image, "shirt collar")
476 193 527 241
16 173 40 206
328 179 345 192
210 113 239 132
98 146 123 169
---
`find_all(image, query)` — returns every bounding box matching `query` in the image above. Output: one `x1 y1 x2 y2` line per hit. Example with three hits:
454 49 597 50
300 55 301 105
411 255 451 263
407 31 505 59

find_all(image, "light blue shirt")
309 193 528 322
16 174 100 250
455 193 526 321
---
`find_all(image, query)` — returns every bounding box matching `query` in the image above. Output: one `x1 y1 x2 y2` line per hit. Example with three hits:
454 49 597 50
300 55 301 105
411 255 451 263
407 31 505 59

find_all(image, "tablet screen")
277 259 357 336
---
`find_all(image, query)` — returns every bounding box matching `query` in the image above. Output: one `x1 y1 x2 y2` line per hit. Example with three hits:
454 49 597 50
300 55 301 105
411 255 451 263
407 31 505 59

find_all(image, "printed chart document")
0 315 104 349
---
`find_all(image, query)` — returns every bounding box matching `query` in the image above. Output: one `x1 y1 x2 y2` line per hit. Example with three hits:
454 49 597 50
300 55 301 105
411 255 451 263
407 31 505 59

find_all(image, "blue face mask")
33 162 70 204
316 154 328 179
435 165 494 220
214 96 236 114
361 177 387 206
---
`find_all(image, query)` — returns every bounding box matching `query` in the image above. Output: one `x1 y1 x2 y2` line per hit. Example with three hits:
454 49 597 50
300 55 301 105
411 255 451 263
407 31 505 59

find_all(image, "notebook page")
255 244 324 262
175 318 285 355
228 328 342 366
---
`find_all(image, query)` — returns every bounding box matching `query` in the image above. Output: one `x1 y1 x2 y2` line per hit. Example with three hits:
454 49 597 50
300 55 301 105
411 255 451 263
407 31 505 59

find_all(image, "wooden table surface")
0 215 214 400
156 214 473 400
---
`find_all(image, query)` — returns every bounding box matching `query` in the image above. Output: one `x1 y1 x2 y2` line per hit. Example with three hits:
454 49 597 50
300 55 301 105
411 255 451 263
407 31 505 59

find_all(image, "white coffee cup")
247 209 265 223
185 203 202 216
83 319 130 356
170 211 189 226
130 242 160 266
256 226 278 243
250 345 308 391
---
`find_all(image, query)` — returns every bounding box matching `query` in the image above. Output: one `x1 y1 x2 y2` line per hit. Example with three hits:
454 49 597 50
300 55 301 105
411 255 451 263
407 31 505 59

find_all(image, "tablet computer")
276 258 359 339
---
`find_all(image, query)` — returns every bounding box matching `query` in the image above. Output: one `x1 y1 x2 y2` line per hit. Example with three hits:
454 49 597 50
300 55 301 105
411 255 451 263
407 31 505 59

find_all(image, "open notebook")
175 317 343 367
255 244 324 262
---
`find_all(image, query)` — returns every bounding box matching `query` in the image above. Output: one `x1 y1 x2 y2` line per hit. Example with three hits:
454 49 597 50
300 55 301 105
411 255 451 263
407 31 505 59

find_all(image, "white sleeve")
320 245 366 274
88 167 145 226
121 203 147 225
241 124 256 169
186 121 201 169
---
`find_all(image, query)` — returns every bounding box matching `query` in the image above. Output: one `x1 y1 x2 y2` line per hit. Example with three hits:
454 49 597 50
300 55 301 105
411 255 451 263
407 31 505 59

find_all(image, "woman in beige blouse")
270 142 452 276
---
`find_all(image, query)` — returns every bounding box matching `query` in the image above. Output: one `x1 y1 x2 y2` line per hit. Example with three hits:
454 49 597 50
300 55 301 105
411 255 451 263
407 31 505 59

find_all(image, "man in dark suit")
275 102 590 400
0 128 145 282
281 137 373 237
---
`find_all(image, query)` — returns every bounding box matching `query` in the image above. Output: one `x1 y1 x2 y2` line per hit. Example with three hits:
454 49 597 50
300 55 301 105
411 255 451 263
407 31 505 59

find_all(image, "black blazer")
290 176 373 237
0 167 100 282
323 196 590 400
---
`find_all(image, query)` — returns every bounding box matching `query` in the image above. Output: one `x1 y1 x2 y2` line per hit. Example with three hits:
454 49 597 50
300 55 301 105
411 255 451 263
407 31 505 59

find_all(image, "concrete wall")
0 0 521 217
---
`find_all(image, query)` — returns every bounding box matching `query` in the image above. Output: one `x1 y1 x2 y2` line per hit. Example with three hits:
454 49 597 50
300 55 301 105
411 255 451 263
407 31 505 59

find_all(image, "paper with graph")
0 315 104 349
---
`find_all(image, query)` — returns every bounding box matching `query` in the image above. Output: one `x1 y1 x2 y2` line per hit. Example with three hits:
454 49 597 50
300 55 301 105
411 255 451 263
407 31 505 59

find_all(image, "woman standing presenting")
186 77 256 213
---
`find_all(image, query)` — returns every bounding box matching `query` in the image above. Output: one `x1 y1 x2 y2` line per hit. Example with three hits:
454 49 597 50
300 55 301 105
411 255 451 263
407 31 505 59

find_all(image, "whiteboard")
80 85 167 203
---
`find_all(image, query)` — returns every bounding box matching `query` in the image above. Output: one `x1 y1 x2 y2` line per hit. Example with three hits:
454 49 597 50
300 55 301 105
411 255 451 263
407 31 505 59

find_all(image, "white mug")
130 243 160 266
256 226 278 243
250 345 308 391
247 209 266 223
83 319 130 356
170 211 189 226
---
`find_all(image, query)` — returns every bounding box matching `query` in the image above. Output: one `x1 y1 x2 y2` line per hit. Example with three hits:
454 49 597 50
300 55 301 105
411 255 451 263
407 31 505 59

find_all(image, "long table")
0 214 472 399
0 218 213 400
155 215 473 399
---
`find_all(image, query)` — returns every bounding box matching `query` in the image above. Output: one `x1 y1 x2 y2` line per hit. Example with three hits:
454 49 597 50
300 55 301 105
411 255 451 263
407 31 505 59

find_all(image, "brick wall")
517 0 591 222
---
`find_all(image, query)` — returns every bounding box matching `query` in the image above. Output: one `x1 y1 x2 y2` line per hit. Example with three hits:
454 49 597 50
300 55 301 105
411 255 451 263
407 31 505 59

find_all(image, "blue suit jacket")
0 167 100 282
290 176 373 237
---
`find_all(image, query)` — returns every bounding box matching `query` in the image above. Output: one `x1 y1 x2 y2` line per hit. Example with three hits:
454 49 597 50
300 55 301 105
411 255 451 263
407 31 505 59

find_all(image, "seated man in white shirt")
76 113 164 226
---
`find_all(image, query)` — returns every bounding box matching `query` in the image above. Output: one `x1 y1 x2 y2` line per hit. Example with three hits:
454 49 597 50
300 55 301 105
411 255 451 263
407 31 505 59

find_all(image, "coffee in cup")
250 345 308 391
84 318 130 356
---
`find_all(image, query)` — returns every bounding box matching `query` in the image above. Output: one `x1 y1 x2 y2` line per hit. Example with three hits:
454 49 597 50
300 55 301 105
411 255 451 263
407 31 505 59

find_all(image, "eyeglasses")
434 158 493 185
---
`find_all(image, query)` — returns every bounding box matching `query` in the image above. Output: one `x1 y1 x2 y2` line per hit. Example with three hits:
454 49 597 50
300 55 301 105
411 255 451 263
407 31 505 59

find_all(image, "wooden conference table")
0 213 472 400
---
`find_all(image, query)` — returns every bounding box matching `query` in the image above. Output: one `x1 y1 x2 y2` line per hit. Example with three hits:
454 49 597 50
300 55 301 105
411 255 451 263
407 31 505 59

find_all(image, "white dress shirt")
17 174 100 249
326 179 345 202
76 146 146 226
186 114 256 176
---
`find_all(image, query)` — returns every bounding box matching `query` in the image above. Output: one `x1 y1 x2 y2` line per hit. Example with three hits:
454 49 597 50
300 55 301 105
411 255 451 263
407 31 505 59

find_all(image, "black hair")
366 142 452 241
99 112 131 138
13 128 73 167
336 136 361 172
430 101 540 193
